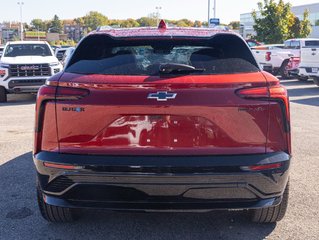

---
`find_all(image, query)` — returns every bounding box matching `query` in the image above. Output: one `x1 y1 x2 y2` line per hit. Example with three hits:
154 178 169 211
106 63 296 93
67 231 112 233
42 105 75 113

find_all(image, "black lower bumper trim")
41 192 282 211
34 151 290 211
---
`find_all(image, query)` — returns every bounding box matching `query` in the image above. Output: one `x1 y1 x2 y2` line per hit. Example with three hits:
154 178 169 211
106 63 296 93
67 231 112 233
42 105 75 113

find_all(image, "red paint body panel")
53 72 273 155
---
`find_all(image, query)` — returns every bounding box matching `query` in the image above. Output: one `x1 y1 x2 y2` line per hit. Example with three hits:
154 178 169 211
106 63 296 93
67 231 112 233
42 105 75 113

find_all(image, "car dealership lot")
0 79 318 239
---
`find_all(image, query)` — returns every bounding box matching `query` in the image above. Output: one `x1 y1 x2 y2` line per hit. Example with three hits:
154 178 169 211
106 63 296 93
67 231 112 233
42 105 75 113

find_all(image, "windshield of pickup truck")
66 36 259 76
4 44 52 57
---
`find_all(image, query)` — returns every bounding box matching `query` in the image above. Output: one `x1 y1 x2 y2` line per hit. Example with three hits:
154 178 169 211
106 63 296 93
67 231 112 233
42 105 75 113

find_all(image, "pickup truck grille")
9 64 51 77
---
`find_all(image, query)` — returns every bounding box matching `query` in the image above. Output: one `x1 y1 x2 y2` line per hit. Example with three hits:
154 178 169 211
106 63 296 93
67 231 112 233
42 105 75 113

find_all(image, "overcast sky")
0 0 318 24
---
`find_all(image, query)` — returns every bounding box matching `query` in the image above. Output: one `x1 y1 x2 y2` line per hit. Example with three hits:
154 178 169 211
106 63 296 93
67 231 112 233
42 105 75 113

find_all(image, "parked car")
251 44 295 78
0 41 63 102
61 47 75 67
0 45 4 57
34 22 291 223
55 48 67 61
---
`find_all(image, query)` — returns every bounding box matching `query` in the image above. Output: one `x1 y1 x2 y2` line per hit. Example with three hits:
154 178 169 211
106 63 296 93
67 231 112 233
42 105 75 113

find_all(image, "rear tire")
297 76 308 81
312 77 319 86
37 187 79 222
0 86 7 103
279 60 290 79
251 181 289 223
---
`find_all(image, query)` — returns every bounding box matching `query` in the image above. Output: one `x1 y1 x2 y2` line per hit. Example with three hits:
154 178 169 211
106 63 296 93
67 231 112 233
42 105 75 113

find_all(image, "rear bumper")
34 151 290 211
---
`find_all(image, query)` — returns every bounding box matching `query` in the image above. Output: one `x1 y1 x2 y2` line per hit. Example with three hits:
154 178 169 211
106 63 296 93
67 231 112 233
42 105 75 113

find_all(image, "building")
63 22 86 42
240 3 319 39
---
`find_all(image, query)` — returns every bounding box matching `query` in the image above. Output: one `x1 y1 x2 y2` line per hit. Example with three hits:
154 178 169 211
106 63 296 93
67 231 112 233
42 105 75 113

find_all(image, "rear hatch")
55 34 270 156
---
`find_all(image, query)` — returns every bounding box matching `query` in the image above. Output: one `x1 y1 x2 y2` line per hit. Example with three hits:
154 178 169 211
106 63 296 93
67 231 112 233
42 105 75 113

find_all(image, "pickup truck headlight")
0 63 9 68
49 62 60 67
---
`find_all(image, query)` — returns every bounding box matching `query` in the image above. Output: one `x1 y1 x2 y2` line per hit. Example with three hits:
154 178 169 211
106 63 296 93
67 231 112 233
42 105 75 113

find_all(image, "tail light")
236 83 289 121
34 84 90 154
236 83 291 153
35 85 89 132
288 57 300 70
265 52 271 61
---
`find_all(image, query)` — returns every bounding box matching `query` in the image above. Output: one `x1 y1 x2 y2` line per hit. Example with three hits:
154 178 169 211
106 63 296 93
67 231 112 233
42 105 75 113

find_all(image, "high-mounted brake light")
158 19 167 30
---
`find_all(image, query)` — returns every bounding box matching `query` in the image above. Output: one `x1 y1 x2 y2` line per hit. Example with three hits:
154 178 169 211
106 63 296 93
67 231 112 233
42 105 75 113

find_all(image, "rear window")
284 41 301 49
66 34 259 76
304 41 319 47
4 44 52 57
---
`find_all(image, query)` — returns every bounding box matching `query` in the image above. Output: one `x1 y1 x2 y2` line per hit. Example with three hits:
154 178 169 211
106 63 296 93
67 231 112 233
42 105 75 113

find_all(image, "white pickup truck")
251 44 296 78
296 39 319 86
0 41 63 102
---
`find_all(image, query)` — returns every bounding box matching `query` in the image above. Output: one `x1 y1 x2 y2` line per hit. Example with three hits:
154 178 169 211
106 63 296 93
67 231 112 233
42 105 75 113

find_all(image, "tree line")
26 11 240 35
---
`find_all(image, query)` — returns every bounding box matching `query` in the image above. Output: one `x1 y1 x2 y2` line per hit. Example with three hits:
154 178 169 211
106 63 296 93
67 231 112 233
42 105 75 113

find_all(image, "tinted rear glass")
4 44 52 57
66 35 259 76
304 41 319 47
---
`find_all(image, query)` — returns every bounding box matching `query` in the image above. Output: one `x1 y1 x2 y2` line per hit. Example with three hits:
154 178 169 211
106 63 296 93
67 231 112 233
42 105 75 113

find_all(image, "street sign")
209 18 220 27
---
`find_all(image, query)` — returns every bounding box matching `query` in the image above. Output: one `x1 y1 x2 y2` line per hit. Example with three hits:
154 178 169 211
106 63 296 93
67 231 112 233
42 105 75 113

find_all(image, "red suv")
34 22 291 223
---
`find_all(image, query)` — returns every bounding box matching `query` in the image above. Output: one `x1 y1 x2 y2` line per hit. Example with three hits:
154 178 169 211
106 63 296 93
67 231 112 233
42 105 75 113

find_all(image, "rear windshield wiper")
159 63 205 74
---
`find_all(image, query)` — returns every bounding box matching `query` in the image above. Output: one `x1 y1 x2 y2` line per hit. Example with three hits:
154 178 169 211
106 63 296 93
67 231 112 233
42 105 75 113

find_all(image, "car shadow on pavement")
0 94 36 106
291 97 319 107
286 87 319 98
0 152 276 240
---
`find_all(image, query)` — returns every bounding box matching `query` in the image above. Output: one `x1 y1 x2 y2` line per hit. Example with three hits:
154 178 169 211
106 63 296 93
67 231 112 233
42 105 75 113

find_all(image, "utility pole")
17 1 24 41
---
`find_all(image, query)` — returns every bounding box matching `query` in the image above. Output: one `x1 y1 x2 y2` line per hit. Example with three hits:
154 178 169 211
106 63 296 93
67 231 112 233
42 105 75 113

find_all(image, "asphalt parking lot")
0 78 318 240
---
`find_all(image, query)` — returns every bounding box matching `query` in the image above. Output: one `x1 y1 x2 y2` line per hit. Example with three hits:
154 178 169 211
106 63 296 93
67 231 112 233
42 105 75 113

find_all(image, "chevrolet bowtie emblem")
147 91 177 101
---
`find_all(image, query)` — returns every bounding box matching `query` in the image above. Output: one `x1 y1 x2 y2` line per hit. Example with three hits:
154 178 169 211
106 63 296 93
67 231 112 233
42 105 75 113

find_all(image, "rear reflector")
240 163 282 171
43 162 83 170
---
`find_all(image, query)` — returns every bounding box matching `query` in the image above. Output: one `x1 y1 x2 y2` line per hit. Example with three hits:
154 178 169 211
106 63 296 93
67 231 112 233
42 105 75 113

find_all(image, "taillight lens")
236 84 287 103
240 163 282 171
56 86 90 100
35 85 90 154
265 52 271 61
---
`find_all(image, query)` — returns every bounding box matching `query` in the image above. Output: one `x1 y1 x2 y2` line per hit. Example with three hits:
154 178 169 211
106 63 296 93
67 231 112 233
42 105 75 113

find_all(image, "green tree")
121 18 140 28
252 0 311 43
30 19 49 31
228 21 240 30
299 10 312 37
49 15 63 33
82 11 109 31
136 17 157 27
193 20 202 28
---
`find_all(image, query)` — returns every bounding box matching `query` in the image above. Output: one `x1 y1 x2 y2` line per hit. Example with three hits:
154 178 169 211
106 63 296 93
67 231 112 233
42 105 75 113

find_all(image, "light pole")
208 0 210 23
208 0 217 26
213 0 216 18
17 1 24 41
155 6 162 26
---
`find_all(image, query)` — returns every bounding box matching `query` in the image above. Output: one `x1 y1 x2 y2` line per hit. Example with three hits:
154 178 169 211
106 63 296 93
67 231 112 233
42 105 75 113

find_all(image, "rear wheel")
251 181 289 223
279 60 290 79
37 187 79 222
312 77 319 86
297 76 308 81
0 86 7 103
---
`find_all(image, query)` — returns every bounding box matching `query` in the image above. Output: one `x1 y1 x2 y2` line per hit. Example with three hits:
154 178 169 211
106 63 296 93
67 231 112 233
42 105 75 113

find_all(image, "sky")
0 0 318 24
